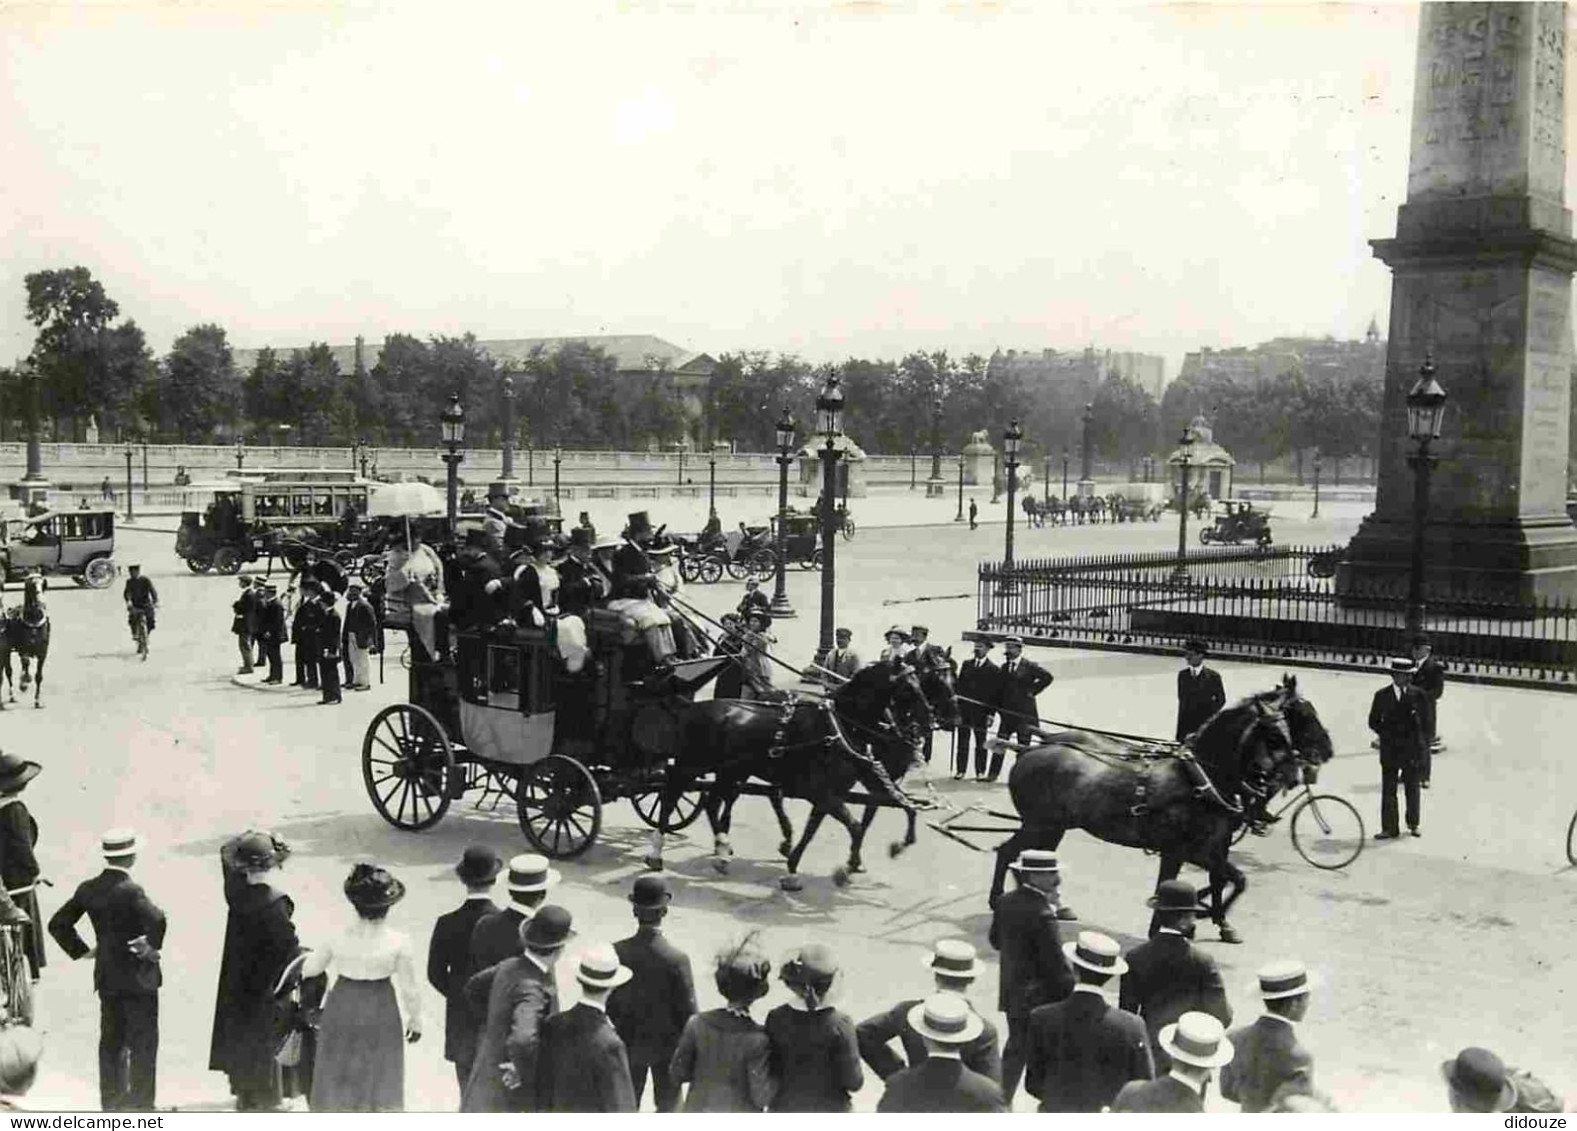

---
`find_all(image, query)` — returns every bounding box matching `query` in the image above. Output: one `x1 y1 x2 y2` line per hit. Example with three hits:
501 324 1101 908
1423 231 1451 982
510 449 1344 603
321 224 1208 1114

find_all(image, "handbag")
274 1027 304 1069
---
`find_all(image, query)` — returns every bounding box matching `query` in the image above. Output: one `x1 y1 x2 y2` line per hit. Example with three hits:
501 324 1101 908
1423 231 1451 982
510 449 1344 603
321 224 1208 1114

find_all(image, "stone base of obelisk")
1339 512 1577 606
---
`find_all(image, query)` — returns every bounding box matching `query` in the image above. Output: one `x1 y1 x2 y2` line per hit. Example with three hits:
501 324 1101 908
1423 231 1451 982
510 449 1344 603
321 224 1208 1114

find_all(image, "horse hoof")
1218 925 1242 945
642 856 664 872
778 840 792 858
832 866 850 887
711 856 729 875
779 875 803 892
887 840 905 858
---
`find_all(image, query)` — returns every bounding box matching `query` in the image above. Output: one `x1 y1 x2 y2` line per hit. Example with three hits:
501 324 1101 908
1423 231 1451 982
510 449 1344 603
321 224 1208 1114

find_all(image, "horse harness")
733 696 915 812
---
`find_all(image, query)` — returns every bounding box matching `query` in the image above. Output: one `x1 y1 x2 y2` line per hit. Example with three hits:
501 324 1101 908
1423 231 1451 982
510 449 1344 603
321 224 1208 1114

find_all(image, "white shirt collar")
1156 926 1185 937
1072 983 1106 997
522 949 549 974
1167 1068 1207 1095
788 997 833 1013
464 892 494 903
1260 1011 1297 1029
1394 684 1405 700
927 1049 962 1061
103 865 130 875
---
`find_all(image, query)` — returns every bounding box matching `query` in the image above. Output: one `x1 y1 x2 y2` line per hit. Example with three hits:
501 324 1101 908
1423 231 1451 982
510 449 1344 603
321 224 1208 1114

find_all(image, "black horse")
0 577 50 710
646 659 953 889
986 676 1332 943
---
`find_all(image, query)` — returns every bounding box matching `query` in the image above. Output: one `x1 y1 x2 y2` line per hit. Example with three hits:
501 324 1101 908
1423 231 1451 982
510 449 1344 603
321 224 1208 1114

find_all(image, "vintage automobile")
1200 500 1273 547
0 507 118 588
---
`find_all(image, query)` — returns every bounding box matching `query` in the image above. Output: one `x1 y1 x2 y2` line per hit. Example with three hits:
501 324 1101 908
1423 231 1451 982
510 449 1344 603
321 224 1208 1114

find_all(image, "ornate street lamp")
501 376 516 480
1311 449 1323 519
1170 426 1197 584
813 371 844 668
771 407 798 618
123 443 136 522
1405 356 1448 635
1003 420 1023 566
707 451 718 522
440 393 466 534
553 445 563 504
1061 449 1070 502
955 452 965 522
235 437 245 470
1079 401 1095 497
928 397 943 496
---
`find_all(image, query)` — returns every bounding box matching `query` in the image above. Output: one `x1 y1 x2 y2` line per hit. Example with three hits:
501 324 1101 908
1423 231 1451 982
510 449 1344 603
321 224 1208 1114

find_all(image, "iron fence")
975 545 1577 691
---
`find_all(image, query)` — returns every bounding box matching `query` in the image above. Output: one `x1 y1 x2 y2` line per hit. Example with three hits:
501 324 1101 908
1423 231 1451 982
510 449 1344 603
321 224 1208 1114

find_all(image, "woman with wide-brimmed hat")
0 753 45 979
301 864 421 1112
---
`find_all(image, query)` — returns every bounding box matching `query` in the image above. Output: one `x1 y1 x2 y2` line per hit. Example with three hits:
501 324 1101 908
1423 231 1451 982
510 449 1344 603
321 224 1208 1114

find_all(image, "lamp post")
771 407 797 618
501 376 516 480
928 396 943 496
440 394 466 535
990 453 1001 504
1405 357 1448 636
1061 449 1070 502
910 446 917 492
123 443 135 522
707 451 717 522
1003 419 1023 566
1043 454 1051 509
553 446 562 504
955 453 965 522
677 438 687 487
141 440 148 492
812 371 844 668
1311 449 1322 519
1170 427 1196 584
1079 401 1095 498
235 438 245 470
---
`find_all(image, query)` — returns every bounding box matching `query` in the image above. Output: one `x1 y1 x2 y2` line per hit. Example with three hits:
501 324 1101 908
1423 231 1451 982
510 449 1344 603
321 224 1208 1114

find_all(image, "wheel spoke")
373 735 405 761
375 778 402 812
395 780 412 826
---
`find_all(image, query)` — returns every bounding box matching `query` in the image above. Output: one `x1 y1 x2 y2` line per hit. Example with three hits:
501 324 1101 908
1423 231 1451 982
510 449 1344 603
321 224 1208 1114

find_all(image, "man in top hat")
469 854 561 974
876 995 1006 1112
1176 639 1226 743
988 848 1076 1103
605 875 695 1112
955 639 1001 780
1119 879 1232 1073
857 939 1001 1085
122 563 157 643
427 846 503 1093
609 512 681 666
1410 633 1446 784
0 754 44 976
537 946 637 1113
342 582 378 691
989 637 1053 782
452 528 507 631
255 583 286 684
1367 656 1429 839
1111 1012 1234 1112
462 905 573 1113
494 529 560 629
290 577 321 688
48 829 166 1111
232 577 257 675
1219 960 1315 1112
315 586 343 705
1024 931 1153 1112
577 511 597 542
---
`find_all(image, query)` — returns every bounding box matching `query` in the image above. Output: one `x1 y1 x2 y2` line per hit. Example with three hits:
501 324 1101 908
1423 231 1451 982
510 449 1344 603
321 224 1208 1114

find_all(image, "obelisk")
1341 1 1577 604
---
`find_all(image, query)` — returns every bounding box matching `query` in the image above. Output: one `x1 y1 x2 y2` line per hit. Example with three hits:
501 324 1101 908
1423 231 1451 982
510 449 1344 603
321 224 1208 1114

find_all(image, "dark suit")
876 1056 1006 1113
989 884 1075 1101
1023 989 1154 1112
316 603 343 702
537 1003 637 1113
1118 930 1232 1074
556 556 607 617
1219 1015 1314 1112
48 867 167 1111
469 905 530 975
1176 665 1226 742
258 598 286 682
1367 683 1428 835
462 955 558 1112
606 926 696 1112
611 542 656 599
291 599 319 688
426 896 498 1088
991 656 1052 778
1412 655 1446 781
1112 1074 1205 1113
856 997 1000 1083
955 656 1001 776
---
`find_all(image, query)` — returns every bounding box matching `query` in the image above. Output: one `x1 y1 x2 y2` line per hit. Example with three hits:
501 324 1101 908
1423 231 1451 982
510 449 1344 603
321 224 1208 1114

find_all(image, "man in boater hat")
1220 959 1316 1112
1111 1012 1234 1112
468 853 561 973
1368 656 1428 840
538 945 637 1112
857 939 1000 1085
876 995 1006 1112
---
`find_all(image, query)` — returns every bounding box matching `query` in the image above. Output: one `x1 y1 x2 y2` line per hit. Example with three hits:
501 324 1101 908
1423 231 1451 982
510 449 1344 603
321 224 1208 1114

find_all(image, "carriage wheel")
1306 554 1337 580
360 558 385 587
841 518 856 541
82 555 117 589
678 555 701 584
213 546 243 575
362 704 456 831
1289 793 1365 870
630 784 708 832
796 551 818 571
724 557 751 581
517 755 603 859
1565 808 1577 867
698 557 724 584
749 548 776 580
185 555 214 574
1198 529 1213 546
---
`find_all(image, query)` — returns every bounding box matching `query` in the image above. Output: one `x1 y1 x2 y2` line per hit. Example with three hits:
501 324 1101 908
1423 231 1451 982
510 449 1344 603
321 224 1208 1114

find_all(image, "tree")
159 324 239 441
23 267 153 439
1091 371 1161 468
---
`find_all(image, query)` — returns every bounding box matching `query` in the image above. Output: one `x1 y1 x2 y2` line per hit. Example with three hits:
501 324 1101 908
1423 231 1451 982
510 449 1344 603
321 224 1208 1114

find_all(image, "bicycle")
128 606 151 661
1565 808 1577 867
0 921 33 1027
1232 779 1365 870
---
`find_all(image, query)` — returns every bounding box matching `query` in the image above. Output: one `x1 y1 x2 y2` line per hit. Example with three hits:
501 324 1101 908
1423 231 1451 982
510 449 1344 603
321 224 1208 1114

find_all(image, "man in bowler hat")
426 846 502 1093
988 849 1075 1103
315 588 343 705
1119 880 1232 1073
1368 657 1429 839
1175 639 1226 742
1411 634 1446 784
605 875 696 1112
988 637 1052 781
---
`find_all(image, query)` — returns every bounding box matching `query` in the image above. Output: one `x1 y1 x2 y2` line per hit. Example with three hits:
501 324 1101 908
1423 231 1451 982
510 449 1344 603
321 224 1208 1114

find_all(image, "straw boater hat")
1010 849 1060 874
455 845 503 886
910 624 930 637
1389 656 1416 674
907 994 985 1045
1254 959 1314 1000
923 939 982 980
0 753 42 794
506 853 560 895
1158 1012 1234 1069
574 945 634 990
101 828 139 860
1440 1048 1518 1113
1063 930 1129 977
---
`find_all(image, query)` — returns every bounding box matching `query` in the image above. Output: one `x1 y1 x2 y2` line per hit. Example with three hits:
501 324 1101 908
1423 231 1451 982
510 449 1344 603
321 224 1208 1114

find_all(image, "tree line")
0 267 1384 477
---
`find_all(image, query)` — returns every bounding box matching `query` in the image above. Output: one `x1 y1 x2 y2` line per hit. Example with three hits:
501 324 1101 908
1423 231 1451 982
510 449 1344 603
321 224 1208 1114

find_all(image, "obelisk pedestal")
1341 1 1577 604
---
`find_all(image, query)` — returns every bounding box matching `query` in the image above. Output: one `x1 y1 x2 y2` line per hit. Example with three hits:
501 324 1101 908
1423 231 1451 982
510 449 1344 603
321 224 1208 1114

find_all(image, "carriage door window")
486 645 522 711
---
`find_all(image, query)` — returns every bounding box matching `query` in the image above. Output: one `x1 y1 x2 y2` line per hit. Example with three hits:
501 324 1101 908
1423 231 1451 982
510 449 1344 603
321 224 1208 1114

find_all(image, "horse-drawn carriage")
1199 501 1273 547
676 527 775 585
771 512 824 570
0 508 118 589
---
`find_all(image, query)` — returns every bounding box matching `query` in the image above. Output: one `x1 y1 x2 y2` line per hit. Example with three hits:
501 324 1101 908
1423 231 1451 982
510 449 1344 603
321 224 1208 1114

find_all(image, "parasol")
366 481 445 518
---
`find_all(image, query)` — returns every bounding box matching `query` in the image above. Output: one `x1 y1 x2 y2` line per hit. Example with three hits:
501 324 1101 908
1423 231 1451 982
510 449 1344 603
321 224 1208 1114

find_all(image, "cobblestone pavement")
4 513 1570 1112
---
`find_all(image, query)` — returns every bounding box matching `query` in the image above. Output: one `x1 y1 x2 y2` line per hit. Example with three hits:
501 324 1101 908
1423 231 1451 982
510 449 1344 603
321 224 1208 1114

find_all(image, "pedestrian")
737 577 770 620
316 588 344 705
301 864 422 1112
712 614 746 700
1442 1047 1566 1114
955 639 1001 780
290 579 321 689
1111 1012 1234 1113
879 625 912 664
536 946 637 1112
819 626 862 685
764 944 863 1112
250 578 269 666
462 904 572 1113
1368 656 1428 839
669 932 776 1112
209 830 298 1112
856 938 1000 1084
344 583 377 691
988 848 1076 1102
1119 879 1233 1072
1023 930 1153 1112
908 625 945 763
605 875 696 1112
968 498 979 530
1175 638 1226 743
737 610 777 698
46 829 165 1112
469 854 560 974
257 584 286 684
425 846 502 1094
232 578 256 675
0 1026 42 1109
988 637 1052 781
1219 960 1315 1112
1411 633 1446 785
0 753 46 979
100 476 112 501
876 995 1006 1112
577 511 597 543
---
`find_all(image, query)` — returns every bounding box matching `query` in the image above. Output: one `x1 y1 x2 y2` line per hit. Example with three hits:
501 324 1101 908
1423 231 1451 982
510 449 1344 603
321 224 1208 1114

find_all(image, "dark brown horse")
0 576 50 710
987 676 1332 943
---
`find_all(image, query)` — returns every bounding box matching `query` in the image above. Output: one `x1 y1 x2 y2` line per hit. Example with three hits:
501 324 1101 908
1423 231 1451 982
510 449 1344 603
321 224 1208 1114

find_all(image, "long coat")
47 868 166 996
988 885 1075 1018
955 656 1001 726
208 853 299 1101
461 956 558 1112
291 599 319 655
344 598 378 650
0 796 45 976
1023 990 1154 1112
1368 684 1429 770
606 926 697 1069
856 997 1000 1083
468 905 530 976
426 898 498 1068
1118 931 1232 1072
878 1056 1005 1113
1176 665 1226 742
1219 1015 1314 1112
316 604 343 661
257 599 287 646
536 1003 637 1113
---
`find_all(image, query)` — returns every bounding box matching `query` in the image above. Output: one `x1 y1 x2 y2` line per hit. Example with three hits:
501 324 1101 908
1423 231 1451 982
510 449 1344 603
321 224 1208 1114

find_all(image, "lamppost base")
769 594 797 618
925 478 946 498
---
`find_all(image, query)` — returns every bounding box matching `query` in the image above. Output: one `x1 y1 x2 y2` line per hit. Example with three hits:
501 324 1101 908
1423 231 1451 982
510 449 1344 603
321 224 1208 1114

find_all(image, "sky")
0 1 1432 380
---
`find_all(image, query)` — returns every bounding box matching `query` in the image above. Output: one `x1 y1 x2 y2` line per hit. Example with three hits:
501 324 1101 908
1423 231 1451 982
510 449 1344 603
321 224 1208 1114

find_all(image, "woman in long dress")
302 864 422 1112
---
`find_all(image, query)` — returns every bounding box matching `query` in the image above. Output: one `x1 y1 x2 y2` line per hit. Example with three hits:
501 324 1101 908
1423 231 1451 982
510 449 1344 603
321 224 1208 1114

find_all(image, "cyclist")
123 564 158 651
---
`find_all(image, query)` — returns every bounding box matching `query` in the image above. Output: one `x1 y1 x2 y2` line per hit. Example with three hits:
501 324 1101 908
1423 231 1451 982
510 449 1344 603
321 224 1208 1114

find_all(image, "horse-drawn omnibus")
176 468 374 574
0 508 118 588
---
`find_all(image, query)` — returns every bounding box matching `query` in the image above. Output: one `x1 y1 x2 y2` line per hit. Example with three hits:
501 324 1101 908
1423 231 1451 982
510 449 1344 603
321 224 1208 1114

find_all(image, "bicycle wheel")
841 518 856 541
1566 808 1577 867
1290 793 1365 870
0 925 31 1026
